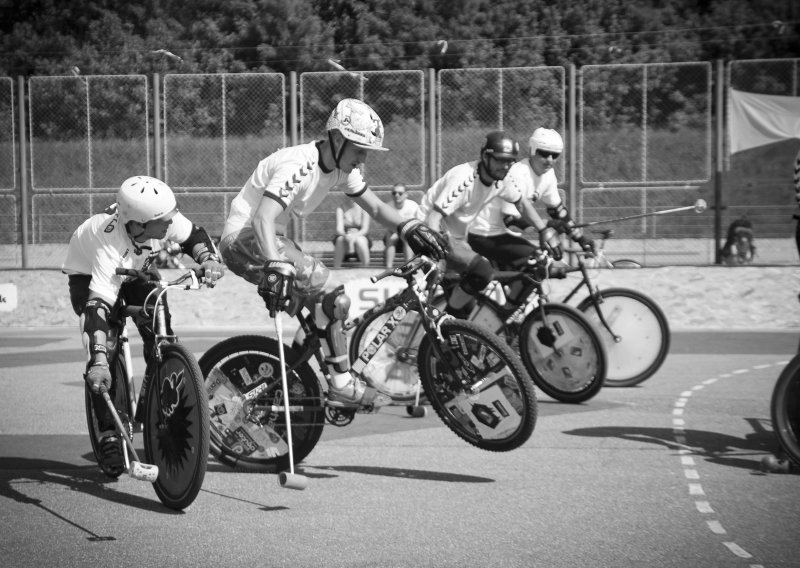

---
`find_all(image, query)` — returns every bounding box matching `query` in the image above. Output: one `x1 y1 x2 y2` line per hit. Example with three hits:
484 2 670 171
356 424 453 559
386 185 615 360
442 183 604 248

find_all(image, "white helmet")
116 176 177 224
326 98 389 151
529 127 564 156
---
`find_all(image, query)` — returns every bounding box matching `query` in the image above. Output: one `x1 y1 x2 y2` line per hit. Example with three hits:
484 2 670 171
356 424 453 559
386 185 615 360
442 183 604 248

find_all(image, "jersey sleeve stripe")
262 191 287 209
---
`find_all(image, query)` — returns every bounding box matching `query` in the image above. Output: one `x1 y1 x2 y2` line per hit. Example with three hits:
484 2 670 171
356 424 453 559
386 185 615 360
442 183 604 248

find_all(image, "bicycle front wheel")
576 288 670 387
142 342 209 511
771 353 800 467
519 303 607 403
199 335 325 473
349 307 428 402
417 319 537 452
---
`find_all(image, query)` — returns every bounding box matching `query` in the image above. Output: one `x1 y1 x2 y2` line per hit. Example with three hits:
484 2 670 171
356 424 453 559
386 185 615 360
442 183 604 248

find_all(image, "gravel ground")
1 265 798 331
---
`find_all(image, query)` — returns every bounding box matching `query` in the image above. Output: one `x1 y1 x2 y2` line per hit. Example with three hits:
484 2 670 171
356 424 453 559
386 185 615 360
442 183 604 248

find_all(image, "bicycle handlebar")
369 255 436 284
115 267 207 289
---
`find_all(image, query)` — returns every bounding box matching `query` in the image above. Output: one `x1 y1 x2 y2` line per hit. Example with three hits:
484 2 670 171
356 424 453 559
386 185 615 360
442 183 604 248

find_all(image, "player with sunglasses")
419 130 553 318
468 127 596 270
382 183 421 268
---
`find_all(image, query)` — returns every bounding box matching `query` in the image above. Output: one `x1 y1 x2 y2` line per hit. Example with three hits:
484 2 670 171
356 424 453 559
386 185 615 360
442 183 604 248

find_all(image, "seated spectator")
383 184 421 268
333 202 372 267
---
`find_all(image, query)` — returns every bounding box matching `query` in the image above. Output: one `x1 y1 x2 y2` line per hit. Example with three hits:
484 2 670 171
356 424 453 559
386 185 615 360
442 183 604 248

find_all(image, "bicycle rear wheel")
771 353 800 467
519 303 606 403
417 319 537 452
199 335 324 473
142 342 209 510
576 288 670 387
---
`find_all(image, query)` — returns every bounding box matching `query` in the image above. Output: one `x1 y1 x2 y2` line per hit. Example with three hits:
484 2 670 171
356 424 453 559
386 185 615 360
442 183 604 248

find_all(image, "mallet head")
694 199 708 213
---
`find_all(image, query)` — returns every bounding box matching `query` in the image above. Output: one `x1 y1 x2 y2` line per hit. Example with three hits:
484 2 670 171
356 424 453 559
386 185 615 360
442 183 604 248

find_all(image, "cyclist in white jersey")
419 131 557 317
218 98 447 408
62 176 225 473
468 127 595 269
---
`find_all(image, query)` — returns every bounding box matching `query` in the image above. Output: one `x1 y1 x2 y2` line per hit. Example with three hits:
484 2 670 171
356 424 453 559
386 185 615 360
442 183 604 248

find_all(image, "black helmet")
481 131 520 161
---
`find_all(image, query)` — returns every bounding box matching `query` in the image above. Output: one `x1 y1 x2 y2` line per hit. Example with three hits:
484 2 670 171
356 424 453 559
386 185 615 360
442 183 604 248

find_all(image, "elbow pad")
82 298 112 358
180 225 220 264
546 203 581 239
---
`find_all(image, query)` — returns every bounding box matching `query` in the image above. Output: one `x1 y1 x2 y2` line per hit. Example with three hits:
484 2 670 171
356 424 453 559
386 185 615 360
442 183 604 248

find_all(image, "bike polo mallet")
100 387 159 482
575 198 708 228
274 312 308 491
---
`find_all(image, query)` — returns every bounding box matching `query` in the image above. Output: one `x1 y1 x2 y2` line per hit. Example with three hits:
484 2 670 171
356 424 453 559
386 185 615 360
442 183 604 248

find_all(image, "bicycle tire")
142 342 209 510
199 335 325 473
519 303 607 403
576 288 670 387
85 345 131 479
417 319 537 451
771 353 800 467
349 307 428 402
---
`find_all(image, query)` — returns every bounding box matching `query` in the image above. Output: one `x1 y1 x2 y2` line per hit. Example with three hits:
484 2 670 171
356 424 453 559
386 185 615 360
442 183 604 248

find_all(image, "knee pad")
321 285 351 322
461 255 494 296
316 286 351 373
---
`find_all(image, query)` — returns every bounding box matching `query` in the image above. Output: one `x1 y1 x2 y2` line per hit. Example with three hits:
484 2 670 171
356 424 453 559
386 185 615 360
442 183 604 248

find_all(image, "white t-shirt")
62 206 193 305
469 160 561 237
390 199 421 229
419 161 523 239
221 141 367 240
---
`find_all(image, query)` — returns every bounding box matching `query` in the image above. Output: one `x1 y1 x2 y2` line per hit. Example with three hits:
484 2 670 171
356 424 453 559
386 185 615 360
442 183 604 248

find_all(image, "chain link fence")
577 63 715 263
25 75 150 267
162 72 286 237
438 67 566 178
0 77 16 258
2 62 797 268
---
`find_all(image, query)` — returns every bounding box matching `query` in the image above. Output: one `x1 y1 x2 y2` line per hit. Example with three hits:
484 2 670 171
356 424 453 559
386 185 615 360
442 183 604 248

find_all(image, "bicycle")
558 249 670 387
762 351 800 473
350 248 608 404
85 266 211 510
199 255 538 477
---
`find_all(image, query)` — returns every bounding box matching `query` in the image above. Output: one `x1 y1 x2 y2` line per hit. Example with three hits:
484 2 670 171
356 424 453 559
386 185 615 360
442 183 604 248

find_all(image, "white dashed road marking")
671 361 787 568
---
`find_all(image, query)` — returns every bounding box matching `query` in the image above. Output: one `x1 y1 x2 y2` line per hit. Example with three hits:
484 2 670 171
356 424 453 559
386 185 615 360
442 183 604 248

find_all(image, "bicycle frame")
558 253 621 342
113 269 206 421
280 257 446 396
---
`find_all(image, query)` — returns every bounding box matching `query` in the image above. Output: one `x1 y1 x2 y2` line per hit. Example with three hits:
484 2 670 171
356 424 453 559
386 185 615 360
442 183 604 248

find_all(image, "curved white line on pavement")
671 361 788 568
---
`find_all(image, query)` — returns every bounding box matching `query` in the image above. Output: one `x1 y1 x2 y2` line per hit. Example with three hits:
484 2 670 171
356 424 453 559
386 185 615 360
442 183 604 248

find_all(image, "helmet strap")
125 221 148 246
477 154 497 185
327 131 348 169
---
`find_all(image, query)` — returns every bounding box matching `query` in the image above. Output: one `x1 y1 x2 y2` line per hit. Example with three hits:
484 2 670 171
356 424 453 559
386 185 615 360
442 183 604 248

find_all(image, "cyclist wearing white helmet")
468 127 595 270
419 130 552 317
218 98 447 409
62 175 225 474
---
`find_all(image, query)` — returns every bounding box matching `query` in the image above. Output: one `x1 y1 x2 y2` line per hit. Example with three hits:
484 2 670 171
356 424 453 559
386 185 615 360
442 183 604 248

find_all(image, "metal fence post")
290 71 299 241
568 63 577 217
714 59 724 264
17 76 29 268
153 73 162 179
428 68 436 187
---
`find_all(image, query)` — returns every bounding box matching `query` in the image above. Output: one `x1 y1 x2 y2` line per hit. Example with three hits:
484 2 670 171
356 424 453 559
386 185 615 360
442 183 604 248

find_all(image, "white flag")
728 89 800 153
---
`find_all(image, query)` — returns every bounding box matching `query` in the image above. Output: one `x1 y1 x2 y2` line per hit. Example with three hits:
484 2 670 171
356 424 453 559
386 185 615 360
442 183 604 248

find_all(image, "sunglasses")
535 149 561 160
391 191 406 196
